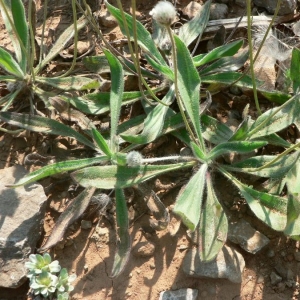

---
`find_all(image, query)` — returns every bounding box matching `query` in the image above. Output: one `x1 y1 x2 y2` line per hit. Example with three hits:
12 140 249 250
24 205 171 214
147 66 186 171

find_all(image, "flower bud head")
126 151 143 167
149 1 176 26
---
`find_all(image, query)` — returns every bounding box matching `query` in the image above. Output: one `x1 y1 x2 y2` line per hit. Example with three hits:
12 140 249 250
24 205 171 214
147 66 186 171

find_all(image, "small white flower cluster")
25 253 76 299
126 151 143 167
149 1 176 26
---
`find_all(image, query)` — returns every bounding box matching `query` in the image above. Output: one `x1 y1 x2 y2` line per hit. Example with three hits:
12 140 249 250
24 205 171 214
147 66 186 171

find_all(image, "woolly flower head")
149 1 176 26
126 151 143 167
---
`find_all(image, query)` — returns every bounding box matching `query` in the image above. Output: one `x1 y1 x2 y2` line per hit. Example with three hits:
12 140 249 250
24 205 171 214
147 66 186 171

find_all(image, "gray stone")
270 271 282 285
267 249 275 258
287 269 294 281
275 262 288 279
80 220 92 229
159 288 198 300
0 165 47 288
253 0 297 15
210 3 228 20
183 1 202 19
183 245 245 283
228 220 270 254
99 10 118 28
183 2 228 20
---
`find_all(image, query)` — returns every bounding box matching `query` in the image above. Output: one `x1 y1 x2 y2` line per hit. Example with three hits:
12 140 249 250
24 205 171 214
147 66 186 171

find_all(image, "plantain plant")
0 0 99 119
2 0 300 279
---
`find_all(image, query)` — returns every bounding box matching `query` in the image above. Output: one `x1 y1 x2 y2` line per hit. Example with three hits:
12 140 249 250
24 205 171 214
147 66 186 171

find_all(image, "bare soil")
1 1 300 300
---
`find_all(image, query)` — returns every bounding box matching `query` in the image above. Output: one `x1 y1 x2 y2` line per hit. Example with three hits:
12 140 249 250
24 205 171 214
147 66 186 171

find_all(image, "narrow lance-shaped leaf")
178 0 211 46
121 86 175 145
290 47 300 94
193 40 243 67
202 72 258 91
39 187 96 252
201 114 233 144
282 161 300 236
111 188 130 278
191 142 206 161
207 140 267 161
220 168 287 231
286 158 300 195
56 89 157 116
248 94 300 139
0 112 96 150
145 54 174 81
11 0 28 72
104 49 124 153
198 172 228 261
1 88 21 111
0 0 28 71
71 162 195 189
284 194 300 236
35 15 88 73
0 47 24 77
83 55 158 79
91 128 112 157
224 151 300 179
259 90 290 105
173 163 208 231
35 76 100 91
174 34 202 142
238 185 287 232
105 1 167 66
8 156 108 187
200 48 249 76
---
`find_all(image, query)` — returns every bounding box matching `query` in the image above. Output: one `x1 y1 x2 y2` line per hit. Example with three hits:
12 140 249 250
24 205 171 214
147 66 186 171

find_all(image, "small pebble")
99 10 117 27
257 275 264 284
277 282 286 293
281 251 286 257
294 252 300 261
270 272 282 285
286 280 294 288
84 264 89 272
267 249 275 258
287 269 294 281
65 238 74 247
81 220 92 229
